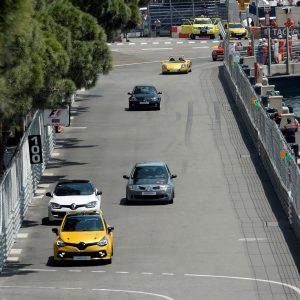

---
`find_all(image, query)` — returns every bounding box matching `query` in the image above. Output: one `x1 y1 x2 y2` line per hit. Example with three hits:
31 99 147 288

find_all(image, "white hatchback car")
46 180 102 222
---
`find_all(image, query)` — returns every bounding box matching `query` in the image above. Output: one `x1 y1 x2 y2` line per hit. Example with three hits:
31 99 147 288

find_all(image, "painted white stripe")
37 286 56 289
33 195 43 199
192 46 209 49
239 238 267 242
162 273 175 276
91 270 106 273
22 269 56 272
10 249 22 255
68 270 82 272
200 41 208 43
70 116 75 120
17 233 28 238
164 42 171 44
188 41 196 43
141 48 173 51
213 40 220 43
183 274 300 295
38 184 50 188
116 43 123 45
129 43 135 45
141 42 148 45
115 271 129 274
152 42 159 44
111 49 120 52
62 287 82 290
43 172 54 176
176 41 184 44
92 289 174 300
141 272 153 275
52 152 60 157
7 257 19 262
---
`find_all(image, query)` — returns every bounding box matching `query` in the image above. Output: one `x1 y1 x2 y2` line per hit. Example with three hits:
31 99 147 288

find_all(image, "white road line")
116 43 123 45
141 42 148 45
37 287 56 289
51 152 60 157
62 287 82 290
91 289 174 300
43 172 54 176
68 270 82 272
91 270 106 273
162 273 175 276
10 249 22 255
152 42 159 44
6 257 19 262
188 41 196 43
38 183 50 188
33 195 43 199
183 274 300 295
141 272 153 275
129 43 135 45
200 41 208 43
176 41 184 44
213 40 220 43
17 233 28 239
70 116 75 120
239 238 267 242
164 42 171 44
192 46 209 49
22 269 56 272
141 48 173 51
115 271 129 274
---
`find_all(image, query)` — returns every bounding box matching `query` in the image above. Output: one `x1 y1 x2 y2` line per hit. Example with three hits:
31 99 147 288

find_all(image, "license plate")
142 192 156 195
140 102 149 104
73 256 91 260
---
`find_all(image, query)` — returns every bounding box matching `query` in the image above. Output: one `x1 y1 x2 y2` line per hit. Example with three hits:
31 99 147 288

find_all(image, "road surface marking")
10 249 22 255
17 233 28 238
239 238 267 242
142 48 173 51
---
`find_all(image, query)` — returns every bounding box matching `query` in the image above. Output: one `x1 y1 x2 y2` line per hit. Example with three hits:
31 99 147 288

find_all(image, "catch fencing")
0 110 55 272
223 39 300 241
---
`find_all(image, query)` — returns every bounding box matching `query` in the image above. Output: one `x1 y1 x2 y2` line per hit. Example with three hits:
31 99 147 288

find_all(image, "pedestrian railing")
0 110 55 272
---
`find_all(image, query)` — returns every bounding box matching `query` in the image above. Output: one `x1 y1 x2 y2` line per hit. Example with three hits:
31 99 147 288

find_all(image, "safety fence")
0 110 55 272
223 39 300 241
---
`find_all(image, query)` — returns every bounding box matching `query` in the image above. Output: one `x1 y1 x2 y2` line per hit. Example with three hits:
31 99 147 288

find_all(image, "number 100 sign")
28 135 43 164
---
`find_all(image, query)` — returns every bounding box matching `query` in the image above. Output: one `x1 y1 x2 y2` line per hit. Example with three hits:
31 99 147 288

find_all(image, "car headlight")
97 236 108 246
181 64 187 68
149 97 159 101
50 202 61 209
85 201 97 208
160 185 169 191
56 238 66 247
130 97 137 102
162 65 167 70
128 185 138 190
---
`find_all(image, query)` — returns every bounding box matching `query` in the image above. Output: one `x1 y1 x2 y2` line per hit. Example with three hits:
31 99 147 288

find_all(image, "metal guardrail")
0 110 55 272
223 34 300 240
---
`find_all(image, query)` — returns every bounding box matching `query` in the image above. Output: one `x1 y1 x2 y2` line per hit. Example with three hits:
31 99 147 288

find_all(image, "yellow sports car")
190 16 219 39
52 210 114 263
224 22 249 39
161 56 192 74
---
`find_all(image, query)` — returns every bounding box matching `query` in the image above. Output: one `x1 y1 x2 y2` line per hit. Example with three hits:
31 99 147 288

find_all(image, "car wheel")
190 34 195 40
210 34 215 39
129 103 134 110
213 57 217 61
157 103 160 110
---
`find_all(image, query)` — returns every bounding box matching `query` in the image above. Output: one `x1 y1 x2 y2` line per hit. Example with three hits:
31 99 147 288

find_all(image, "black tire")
213 57 217 61
157 103 160 110
129 103 134 110
210 34 215 39
190 34 195 40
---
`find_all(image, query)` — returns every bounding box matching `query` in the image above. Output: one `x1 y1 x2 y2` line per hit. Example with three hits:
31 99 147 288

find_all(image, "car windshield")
194 19 212 25
54 182 94 196
62 215 104 232
229 24 243 28
132 166 168 180
133 86 156 94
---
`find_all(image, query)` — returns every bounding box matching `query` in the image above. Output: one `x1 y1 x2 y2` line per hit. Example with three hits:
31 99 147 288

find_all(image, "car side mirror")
123 175 129 179
158 92 162 94
46 192 52 197
171 174 177 179
52 228 59 235
96 190 102 195
108 226 114 233
128 92 132 95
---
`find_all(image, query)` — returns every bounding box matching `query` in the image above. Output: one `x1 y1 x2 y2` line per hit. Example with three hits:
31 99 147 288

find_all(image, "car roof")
135 161 166 167
134 84 156 88
56 179 92 185
195 17 211 20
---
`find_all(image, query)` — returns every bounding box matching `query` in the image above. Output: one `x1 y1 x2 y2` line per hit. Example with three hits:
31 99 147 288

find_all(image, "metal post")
255 0 259 26
267 27 271 75
170 0 173 28
286 27 290 74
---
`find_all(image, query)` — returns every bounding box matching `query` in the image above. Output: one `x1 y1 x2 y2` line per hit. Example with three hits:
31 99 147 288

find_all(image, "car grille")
60 204 87 209
64 241 98 250
133 194 167 200
57 251 107 259
138 185 161 190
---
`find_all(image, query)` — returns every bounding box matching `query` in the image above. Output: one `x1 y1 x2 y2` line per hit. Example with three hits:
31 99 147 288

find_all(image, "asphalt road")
1 37 300 300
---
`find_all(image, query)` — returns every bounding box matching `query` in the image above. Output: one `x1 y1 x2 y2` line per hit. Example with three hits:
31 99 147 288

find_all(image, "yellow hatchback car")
52 210 114 264
161 56 192 74
224 22 249 39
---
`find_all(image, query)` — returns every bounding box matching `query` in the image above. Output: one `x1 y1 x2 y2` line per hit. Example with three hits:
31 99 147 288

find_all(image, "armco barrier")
222 40 300 242
0 110 55 272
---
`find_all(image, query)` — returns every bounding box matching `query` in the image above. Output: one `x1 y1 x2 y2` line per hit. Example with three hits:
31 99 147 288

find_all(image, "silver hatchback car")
123 161 177 204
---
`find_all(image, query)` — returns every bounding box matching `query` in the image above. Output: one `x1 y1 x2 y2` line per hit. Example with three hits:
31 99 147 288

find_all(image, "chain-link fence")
223 35 300 241
0 110 55 272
